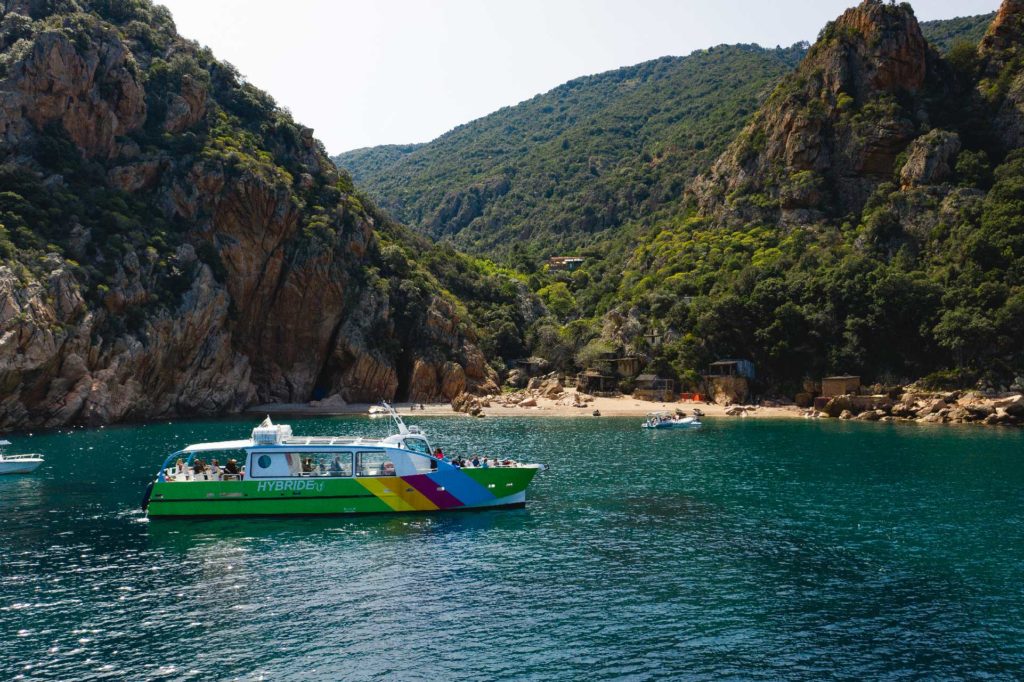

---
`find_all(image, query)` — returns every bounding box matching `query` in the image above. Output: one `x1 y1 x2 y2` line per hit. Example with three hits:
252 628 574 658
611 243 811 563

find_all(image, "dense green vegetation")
335 44 807 260
517 6 1024 395
340 6 1023 395
920 12 995 52
334 8 1024 396
337 10 999 266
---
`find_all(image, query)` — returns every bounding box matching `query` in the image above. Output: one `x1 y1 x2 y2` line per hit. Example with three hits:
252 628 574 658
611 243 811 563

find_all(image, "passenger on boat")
433 448 444 459
329 455 345 476
471 454 480 468
381 461 396 476
481 457 489 468
224 458 241 480
209 459 222 478
174 458 187 477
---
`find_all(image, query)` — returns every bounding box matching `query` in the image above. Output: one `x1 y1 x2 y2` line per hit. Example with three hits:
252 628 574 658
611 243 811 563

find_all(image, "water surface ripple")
1 417 1023 679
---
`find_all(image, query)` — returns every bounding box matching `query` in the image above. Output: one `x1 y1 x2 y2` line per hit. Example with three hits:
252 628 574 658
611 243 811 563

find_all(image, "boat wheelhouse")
143 408 545 518
0 440 44 474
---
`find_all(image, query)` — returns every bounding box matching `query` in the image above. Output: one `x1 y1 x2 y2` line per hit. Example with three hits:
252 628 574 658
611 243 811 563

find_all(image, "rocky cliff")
691 0 955 226
0 0 496 430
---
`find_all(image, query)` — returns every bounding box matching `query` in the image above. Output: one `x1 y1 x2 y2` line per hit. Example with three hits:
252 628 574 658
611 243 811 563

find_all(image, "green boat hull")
147 467 539 517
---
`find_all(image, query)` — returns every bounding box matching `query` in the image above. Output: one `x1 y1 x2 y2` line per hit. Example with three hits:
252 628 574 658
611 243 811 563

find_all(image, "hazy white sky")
157 0 1000 155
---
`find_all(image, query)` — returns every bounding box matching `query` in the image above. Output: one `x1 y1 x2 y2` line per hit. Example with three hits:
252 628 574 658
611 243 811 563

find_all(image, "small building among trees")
546 256 586 272
822 375 861 397
577 369 618 394
704 359 756 404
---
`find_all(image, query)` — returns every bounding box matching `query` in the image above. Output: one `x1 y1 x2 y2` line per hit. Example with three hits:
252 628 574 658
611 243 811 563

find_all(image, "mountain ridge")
335 44 807 259
335 12 994 263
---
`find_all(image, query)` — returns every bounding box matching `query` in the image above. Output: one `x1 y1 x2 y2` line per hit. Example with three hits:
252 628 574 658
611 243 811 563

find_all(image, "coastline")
248 388 805 420
246 387 1024 428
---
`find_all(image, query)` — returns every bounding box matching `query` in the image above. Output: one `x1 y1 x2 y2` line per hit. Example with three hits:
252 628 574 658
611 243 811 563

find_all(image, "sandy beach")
248 388 805 420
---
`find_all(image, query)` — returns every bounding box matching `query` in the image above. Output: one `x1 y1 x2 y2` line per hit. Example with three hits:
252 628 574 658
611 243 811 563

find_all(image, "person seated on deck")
209 459 222 479
167 457 188 480
381 461 396 476
223 458 241 480
481 457 489 468
192 458 207 479
329 455 345 476
302 458 314 474
471 454 480 468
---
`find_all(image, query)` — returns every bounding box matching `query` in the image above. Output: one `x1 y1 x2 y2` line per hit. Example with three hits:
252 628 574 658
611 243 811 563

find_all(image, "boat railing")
1 453 43 461
277 436 375 446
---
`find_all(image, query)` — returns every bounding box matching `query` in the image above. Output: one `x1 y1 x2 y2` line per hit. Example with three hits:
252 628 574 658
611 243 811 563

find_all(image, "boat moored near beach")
143 407 546 518
641 411 702 429
0 440 44 474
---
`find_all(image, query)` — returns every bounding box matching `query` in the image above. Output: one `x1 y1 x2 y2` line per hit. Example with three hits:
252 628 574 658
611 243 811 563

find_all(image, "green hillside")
557 2 1024 393
334 44 806 260
920 12 996 52
336 11 996 265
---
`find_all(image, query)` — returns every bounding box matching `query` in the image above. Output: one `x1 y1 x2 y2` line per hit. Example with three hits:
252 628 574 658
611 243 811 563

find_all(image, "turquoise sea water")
1 415 1023 680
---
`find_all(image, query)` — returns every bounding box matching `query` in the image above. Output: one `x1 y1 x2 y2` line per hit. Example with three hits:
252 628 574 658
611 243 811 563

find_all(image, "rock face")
979 0 1024 150
0 3 495 429
692 0 941 225
899 130 961 188
1 29 147 159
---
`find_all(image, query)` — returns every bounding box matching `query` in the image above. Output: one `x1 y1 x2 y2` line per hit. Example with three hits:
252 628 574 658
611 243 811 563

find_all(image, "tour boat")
641 411 702 429
142 407 546 518
0 440 44 474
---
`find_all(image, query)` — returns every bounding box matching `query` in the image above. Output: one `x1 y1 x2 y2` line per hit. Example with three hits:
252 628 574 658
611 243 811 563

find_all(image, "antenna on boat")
380 401 409 435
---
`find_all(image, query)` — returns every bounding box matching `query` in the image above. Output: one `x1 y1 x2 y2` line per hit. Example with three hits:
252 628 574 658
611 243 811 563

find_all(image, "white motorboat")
0 440 44 474
641 411 703 429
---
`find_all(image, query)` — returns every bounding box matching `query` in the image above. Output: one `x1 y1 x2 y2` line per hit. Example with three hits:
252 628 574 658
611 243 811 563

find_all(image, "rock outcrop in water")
0 0 496 429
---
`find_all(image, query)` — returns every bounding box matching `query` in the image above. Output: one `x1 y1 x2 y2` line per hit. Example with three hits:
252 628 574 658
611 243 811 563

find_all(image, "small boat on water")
641 411 702 429
0 440 44 474
367 405 389 418
143 405 546 518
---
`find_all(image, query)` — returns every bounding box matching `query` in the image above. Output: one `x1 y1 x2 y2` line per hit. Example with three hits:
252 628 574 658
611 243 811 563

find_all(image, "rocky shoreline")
812 391 1024 427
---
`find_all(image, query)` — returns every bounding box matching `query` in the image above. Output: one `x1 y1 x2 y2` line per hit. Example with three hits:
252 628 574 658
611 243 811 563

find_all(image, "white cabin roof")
182 439 255 453
180 435 430 453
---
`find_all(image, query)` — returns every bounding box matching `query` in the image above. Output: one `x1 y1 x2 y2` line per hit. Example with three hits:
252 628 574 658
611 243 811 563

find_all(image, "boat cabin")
159 420 440 483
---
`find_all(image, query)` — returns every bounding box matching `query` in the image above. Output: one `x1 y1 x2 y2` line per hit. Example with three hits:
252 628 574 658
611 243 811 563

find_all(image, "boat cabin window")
357 451 395 477
313 452 353 477
249 451 353 478
403 437 431 456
